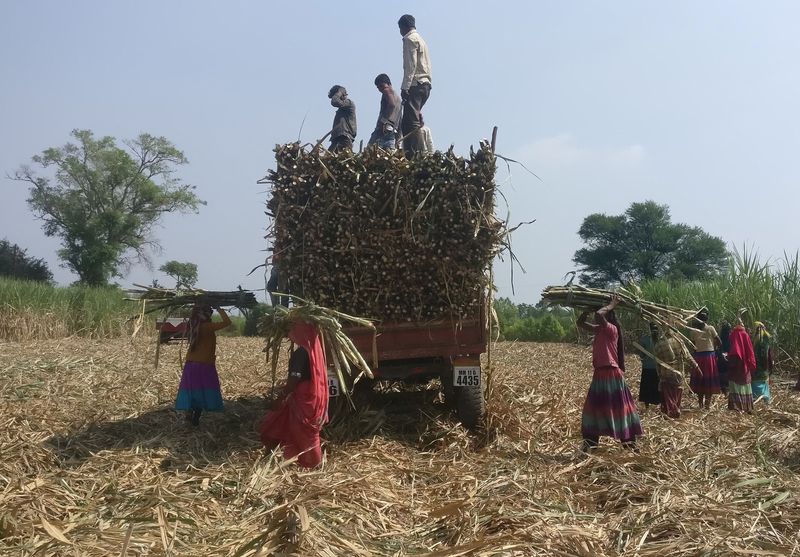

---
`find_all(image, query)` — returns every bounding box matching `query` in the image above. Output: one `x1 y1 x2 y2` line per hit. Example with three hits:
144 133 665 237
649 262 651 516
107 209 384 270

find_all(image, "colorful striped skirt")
727 381 753 412
175 361 224 412
581 366 643 441
691 351 721 395
660 384 683 419
751 379 771 403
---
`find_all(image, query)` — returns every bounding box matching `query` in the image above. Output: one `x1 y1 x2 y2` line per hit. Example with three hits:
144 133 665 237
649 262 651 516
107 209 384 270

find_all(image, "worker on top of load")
368 73 401 151
398 14 432 157
328 85 357 152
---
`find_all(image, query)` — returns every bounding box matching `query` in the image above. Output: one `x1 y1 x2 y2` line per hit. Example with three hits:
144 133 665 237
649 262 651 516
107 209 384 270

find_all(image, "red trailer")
338 299 488 427
156 318 188 344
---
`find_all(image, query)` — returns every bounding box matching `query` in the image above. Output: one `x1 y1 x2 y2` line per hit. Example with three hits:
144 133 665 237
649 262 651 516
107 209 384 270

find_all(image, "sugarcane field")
3 4 800 557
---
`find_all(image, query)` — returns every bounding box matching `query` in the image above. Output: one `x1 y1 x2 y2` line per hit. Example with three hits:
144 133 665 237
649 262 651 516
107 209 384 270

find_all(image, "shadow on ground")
44 381 474 468
45 395 268 468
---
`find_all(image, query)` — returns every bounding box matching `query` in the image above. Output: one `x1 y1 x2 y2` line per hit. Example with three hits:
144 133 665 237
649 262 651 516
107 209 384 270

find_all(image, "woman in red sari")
260 321 329 468
727 319 756 413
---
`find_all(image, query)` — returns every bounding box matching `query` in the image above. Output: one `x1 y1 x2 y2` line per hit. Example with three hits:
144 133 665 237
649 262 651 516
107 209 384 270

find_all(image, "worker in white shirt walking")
398 14 432 157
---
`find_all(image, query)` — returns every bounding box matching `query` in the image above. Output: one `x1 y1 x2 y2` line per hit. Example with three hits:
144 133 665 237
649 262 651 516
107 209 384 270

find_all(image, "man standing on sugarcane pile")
398 14 432 157
368 73 401 150
654 327 696 419
328 85 357 152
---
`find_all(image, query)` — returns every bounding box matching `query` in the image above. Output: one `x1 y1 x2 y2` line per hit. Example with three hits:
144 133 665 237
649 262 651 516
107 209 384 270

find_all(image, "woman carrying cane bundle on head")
175 305 231 426
690 309 722 409
260 320 329 468
577 295 643 452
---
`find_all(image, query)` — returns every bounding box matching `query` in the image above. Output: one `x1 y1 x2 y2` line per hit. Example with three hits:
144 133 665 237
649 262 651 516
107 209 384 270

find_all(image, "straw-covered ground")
1 337 799 556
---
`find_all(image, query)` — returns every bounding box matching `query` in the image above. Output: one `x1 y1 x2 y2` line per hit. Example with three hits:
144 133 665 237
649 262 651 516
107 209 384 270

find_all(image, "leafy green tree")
493 297 519 338
0 239 53 282
13 129 204 286
159 260 198 289
535 314 566 342
574 201 728 286
517 303 540 319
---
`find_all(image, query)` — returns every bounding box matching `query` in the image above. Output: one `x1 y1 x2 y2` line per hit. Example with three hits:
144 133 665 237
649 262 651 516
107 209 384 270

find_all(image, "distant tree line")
494 298 575 343
0 239 53 283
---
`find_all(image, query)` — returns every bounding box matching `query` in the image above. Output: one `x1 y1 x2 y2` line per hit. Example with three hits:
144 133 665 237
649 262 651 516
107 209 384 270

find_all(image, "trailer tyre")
456 383 485 430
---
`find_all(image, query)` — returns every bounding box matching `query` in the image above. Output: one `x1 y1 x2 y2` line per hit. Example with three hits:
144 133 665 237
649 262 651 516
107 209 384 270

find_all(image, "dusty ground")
1 337 799 556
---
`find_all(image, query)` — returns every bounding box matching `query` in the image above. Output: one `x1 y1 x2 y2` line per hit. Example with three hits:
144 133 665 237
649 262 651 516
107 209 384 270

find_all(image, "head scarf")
729 324 756 371
753 321 771 368
754 321 770 340
288 321 329 428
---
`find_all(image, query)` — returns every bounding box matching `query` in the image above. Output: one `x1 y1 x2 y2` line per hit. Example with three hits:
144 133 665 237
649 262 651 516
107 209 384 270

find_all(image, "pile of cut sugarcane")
262 142 504 322
541 283 702 351
125 284 258 313
260 296 377 403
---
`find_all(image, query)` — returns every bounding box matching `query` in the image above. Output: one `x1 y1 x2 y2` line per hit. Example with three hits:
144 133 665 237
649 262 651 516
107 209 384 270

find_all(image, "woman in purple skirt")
175 305 232 425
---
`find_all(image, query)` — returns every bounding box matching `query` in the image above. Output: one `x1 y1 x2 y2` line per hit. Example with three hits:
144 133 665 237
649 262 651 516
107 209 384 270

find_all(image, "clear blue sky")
1 1 798 302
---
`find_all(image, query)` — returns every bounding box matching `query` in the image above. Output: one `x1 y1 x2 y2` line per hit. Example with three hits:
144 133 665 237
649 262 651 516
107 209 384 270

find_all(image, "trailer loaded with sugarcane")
261 140 504 427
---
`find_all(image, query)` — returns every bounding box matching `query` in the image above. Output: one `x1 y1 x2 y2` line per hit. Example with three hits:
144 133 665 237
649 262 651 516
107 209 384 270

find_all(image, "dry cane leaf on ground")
0 337 799 555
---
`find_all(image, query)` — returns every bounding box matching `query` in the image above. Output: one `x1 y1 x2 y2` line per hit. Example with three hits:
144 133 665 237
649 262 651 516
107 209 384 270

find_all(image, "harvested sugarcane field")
2 336 800 556
4 3 800 557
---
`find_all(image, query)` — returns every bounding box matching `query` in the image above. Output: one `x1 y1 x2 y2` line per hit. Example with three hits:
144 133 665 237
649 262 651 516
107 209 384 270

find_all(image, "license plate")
453 366 481 387
327 375 340 397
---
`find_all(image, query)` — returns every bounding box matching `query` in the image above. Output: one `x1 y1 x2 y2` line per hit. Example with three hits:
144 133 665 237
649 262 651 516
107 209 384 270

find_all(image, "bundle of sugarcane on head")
125 284 258 314
541 283 713 428
259 296 376 392
540 283 699 347
257 296 376 468
262 142 504 323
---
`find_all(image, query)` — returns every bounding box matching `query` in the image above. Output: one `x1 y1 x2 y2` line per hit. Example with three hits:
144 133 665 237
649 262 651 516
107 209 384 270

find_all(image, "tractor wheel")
455 382 486 430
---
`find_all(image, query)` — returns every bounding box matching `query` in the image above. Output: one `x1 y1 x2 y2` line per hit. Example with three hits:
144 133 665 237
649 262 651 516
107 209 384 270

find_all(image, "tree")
574 201 728 286
159 260 198 289
0 239 53 282
12 129 204 286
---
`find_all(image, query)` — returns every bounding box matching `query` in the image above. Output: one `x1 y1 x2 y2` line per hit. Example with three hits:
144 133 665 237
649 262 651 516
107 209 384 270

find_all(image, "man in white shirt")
398 14 432 157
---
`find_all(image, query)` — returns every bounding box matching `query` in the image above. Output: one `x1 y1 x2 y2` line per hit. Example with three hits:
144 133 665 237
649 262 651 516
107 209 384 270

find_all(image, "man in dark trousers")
328 85 357 152
368 74 402 150
398 14 432 157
